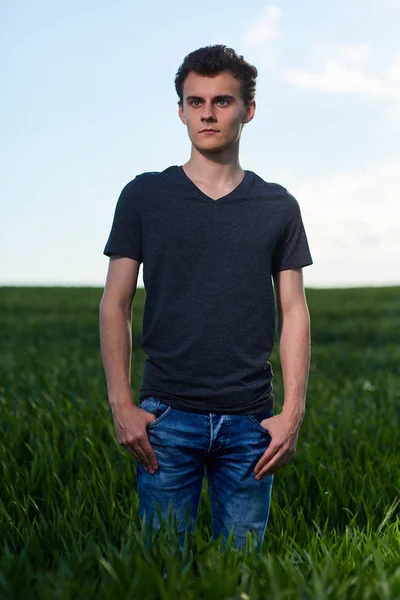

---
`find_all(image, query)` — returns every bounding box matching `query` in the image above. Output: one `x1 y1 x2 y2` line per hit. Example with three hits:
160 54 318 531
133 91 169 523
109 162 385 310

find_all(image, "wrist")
109 394 134 411
281 401 305 423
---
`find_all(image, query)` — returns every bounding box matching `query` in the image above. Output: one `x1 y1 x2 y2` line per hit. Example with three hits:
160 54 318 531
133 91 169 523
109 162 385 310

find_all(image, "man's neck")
182 158 244 186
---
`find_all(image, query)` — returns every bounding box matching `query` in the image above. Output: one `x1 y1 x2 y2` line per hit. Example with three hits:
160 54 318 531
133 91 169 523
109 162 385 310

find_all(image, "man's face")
178 71 255 152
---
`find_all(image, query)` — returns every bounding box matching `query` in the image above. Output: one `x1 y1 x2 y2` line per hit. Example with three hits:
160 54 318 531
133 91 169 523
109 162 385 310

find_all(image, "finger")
255 452 288 479
260 419 271 433
257 464 282 479
255 446 285 476
125 436 156 472
124 441 146 465
254 442 280 473
138 437 158 471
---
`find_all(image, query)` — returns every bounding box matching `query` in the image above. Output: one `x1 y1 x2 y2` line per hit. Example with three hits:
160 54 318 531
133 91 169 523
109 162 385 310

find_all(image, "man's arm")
99 255 159 474
274 267 311 423
99 255 139 408
254 267 311 479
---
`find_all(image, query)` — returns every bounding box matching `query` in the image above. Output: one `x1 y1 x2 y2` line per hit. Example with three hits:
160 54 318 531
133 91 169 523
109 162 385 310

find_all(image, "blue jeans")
136 396 274 554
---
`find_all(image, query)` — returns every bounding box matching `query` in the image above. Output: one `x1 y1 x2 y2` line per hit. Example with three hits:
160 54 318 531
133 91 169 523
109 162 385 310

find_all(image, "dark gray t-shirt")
103 165 313 415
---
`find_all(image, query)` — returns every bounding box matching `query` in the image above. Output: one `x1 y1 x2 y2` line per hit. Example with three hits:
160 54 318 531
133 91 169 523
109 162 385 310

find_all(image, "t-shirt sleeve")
271 191 313 273
103 178 143 262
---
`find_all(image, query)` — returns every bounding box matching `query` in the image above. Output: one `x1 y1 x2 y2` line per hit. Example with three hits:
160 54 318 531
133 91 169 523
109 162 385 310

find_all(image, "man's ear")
243 100 256 124
178 105 186 124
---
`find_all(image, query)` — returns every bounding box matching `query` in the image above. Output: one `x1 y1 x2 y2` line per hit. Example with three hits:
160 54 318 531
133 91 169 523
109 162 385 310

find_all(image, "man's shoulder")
250 171 297 208
123 165 177 188
251 170 289 195
249 172 304 224
117 170 162 198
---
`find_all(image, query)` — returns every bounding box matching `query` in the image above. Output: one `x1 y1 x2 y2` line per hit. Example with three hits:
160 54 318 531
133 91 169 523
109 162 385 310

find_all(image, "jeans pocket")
247 409 274 436
137 397 173 429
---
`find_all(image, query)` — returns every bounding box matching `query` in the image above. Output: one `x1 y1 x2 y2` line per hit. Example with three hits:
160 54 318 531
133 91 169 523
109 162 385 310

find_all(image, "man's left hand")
254 411 303 479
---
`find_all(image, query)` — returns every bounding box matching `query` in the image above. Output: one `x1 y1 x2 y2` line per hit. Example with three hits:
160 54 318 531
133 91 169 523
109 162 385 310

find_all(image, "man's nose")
201 102 217 121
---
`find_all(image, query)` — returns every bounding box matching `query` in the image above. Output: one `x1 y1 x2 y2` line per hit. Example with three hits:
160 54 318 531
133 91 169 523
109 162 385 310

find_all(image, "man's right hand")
111 402 158 473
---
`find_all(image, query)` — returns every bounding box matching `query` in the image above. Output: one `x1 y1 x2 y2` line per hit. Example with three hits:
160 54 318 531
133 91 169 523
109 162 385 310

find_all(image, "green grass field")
1 285 399 599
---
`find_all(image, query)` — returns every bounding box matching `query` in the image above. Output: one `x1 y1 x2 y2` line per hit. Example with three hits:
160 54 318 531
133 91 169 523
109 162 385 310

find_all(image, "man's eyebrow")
186 94 236 102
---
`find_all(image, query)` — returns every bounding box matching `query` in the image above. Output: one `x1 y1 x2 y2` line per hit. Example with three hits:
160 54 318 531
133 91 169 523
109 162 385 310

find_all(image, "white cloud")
241 6 282 46
340 44 372 62
281 59 388 96
384 0 400 8
239 6 282 69
386 56 400 83
290 158 400 262
280 49 400 127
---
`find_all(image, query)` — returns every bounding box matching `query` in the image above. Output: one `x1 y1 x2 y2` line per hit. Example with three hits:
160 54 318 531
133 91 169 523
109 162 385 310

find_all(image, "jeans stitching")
247 411 273 435
148 405 172 428
139 397 173 429
207 413 213 453
207 470 215 540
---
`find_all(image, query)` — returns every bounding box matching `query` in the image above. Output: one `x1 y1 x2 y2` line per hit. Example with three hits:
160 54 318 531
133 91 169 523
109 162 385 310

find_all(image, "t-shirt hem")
103 244 142 262
272 260 313 272
138 390 275 415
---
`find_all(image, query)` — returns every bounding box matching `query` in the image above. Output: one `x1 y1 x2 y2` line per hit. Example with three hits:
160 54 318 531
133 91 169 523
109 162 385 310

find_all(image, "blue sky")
2 0 399 288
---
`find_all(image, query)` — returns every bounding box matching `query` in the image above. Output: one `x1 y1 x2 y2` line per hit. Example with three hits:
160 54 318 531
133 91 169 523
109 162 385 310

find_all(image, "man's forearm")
99 301 134 409
276 304 311 422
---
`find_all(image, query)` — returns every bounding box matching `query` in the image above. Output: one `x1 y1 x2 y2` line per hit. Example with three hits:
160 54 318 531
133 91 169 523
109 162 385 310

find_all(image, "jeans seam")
247 413 273 435
207 414 213 453
208 471 215 538
147 406 172 428
140 398 173 429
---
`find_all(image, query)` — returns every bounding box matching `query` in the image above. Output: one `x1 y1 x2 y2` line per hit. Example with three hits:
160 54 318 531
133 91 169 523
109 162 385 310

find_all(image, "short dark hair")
174 44 258 108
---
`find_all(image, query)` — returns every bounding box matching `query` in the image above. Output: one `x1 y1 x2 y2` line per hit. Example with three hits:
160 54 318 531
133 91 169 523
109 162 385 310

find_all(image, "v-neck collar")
175 164 254 203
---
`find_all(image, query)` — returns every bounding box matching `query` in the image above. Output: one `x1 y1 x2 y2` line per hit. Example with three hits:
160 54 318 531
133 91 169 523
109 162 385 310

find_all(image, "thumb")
144 410 156 424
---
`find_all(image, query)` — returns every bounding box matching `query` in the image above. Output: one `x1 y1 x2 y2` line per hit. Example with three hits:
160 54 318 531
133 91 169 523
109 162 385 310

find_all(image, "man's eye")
189 99 229 106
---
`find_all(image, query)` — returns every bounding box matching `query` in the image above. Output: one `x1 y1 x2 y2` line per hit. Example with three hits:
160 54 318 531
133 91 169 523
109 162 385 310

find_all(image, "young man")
100 45 313 554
